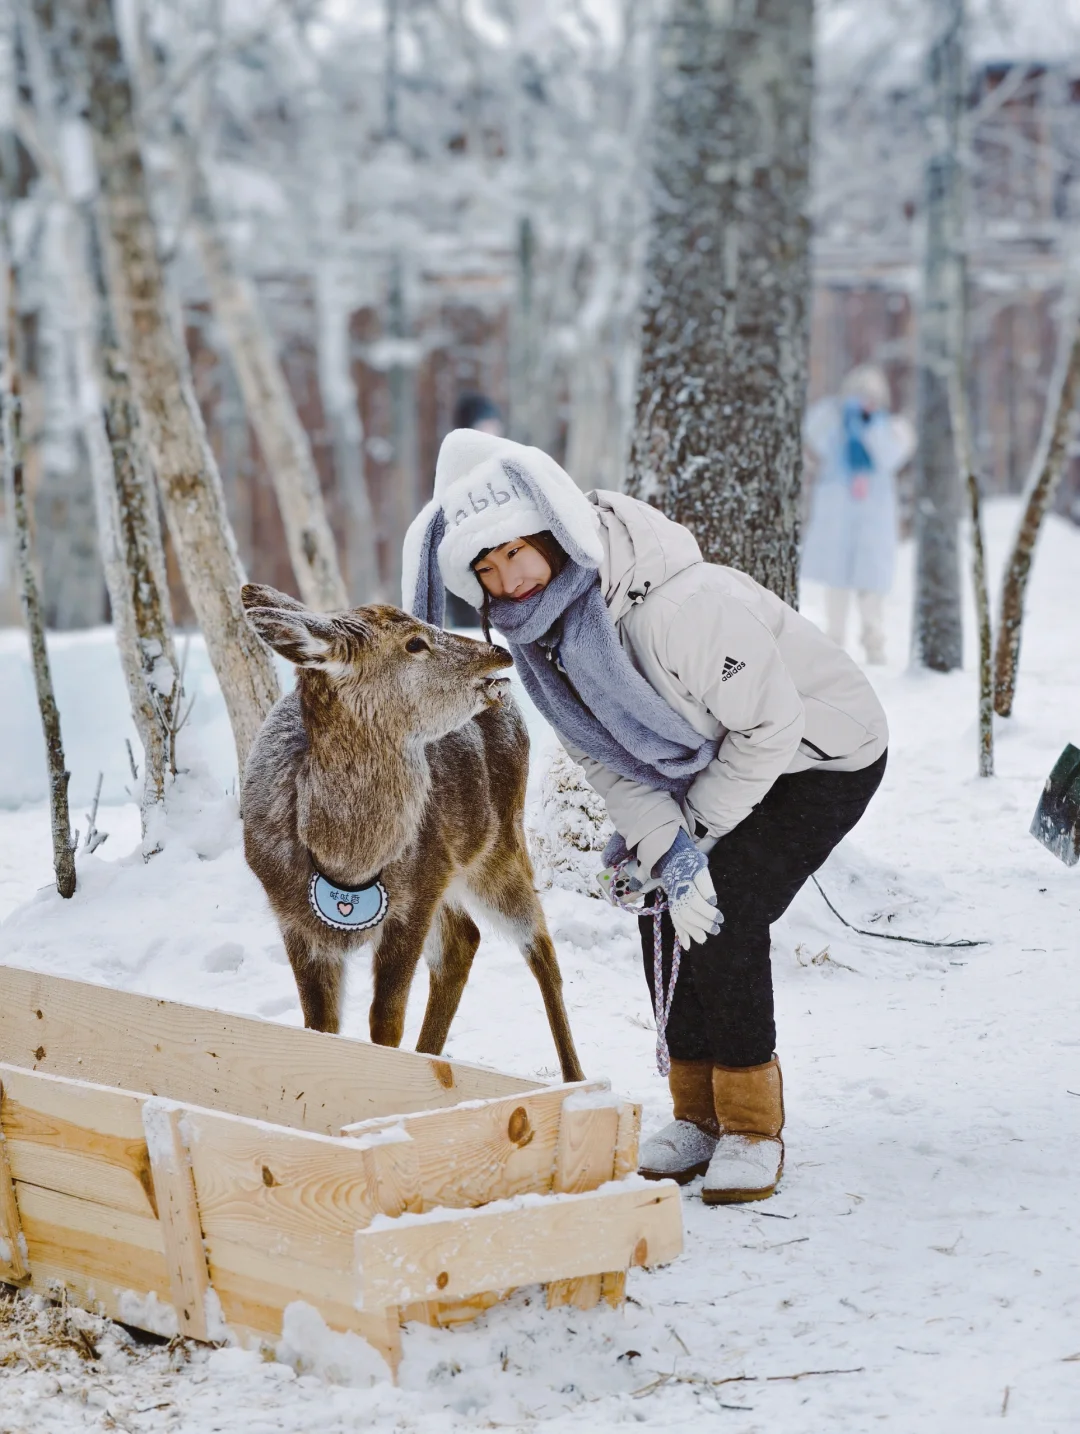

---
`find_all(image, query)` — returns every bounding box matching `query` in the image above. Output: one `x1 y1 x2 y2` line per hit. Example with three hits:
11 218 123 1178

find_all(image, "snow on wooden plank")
354 1180 683 1310
546 1099 623 1311
601 1099 642 1308
209 1255 402 1371
0 965 539 1133
341 1081 610 1210
143 1101 215 1341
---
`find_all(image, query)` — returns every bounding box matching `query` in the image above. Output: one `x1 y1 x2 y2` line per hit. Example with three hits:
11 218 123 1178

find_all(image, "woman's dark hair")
454 393 502 430
473 531 568 641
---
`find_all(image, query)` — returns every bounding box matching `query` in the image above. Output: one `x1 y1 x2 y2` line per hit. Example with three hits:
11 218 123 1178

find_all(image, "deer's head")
241 585 513 744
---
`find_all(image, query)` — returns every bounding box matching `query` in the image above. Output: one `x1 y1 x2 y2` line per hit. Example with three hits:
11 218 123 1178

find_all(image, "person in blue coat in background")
801 365 915 665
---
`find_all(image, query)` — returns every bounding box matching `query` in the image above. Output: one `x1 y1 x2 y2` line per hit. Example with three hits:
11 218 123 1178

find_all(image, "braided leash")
601 861 682 1076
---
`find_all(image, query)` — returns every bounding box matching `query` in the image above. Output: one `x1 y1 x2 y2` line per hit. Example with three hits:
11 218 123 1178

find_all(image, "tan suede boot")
701 1057 785 1205
638 1060 719 1184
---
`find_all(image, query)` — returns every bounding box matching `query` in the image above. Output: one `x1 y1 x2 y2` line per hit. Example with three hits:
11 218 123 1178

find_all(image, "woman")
404 430 888 1204
801 365 915 665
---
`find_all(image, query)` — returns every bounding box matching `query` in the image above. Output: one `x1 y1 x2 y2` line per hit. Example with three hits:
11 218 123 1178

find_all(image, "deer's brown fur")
240 584 584 1082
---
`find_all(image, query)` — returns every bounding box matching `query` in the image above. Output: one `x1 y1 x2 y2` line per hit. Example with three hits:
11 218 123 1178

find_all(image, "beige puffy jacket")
563 491 889 875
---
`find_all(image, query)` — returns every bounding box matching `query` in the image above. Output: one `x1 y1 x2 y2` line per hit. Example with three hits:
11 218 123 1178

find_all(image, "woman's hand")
655 830 724 947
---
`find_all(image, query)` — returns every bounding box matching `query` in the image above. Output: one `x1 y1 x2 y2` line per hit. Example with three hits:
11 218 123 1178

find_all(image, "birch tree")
73 0 278 775
0 6 76 895
912 0 966 673
22 0 180 840
993 285 1080 716
626 0 813 604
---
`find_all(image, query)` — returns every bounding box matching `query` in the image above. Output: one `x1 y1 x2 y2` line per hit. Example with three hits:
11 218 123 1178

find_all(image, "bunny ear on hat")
499 455 603 570
402 499 447 626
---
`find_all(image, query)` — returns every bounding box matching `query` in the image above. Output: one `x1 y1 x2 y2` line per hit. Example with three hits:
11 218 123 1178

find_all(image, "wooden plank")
25 1256 179 1336
354 1180 684 1310
0 1064 156 1217
342 1081 609 1211
209 1254 401 1372
143 1101 214 1340
601 1101 642 1309
401 1289 509 1329
546 1097 621 1311
0 965 540 1135
0 1080 29 1284
16 1182 169 1305
183 1106 388 1269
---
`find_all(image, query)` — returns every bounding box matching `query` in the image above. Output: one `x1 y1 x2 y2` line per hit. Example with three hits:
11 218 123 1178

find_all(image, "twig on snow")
811 877 987 949
83 772 108 854
1001 1385 1010 1416
632 1365 865 1399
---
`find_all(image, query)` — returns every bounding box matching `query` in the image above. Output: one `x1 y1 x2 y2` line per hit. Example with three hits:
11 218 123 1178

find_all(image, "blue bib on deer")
307 870 388 933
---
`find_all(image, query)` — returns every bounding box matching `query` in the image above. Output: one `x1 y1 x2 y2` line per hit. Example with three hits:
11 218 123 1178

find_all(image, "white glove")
656 830 724 947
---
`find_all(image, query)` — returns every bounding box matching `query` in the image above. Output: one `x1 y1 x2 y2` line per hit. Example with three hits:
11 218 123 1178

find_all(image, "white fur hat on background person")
841 363 891 411
402 430 603 618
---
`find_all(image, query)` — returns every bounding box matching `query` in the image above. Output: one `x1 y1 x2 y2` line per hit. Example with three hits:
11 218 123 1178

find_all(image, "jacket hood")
589 490 703 623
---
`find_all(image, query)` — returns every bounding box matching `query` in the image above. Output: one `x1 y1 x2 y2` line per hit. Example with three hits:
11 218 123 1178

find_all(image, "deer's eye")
405 636 430 654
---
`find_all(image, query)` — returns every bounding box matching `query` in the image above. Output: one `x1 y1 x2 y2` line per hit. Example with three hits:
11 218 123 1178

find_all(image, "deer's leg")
284 928 345 1034
369 904 439 1049
416 905 481 1055
476 857 585 1083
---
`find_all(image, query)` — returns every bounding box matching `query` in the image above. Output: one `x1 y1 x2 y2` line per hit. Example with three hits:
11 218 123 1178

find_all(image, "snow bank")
1 501 1079 1431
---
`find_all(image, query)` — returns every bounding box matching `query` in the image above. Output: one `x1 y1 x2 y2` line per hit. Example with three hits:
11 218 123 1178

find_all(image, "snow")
1 499 1079 1429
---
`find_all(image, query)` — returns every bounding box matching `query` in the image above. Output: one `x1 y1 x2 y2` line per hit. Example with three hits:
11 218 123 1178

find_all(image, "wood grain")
546 1101 621 1311
0 1080 29 1284
143 1102 214 1340
183 1107 386 1269
0 965 539 1134
0 1064 156 1217
16 1181 169 1300
342 1081 609 1211
602 1100 642 1309
355 1180 684 1309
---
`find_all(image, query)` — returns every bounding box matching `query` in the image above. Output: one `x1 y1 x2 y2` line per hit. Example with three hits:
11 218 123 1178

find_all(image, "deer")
239 584 584 1083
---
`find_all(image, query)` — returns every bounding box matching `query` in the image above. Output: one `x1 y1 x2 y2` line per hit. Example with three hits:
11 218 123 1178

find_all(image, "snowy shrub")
527 746 614 899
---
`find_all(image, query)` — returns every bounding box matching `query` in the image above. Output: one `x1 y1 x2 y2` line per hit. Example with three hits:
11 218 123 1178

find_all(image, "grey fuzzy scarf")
488 562 719 796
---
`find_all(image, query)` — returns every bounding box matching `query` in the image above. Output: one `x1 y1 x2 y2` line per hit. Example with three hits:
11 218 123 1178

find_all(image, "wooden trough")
0 964 683 1373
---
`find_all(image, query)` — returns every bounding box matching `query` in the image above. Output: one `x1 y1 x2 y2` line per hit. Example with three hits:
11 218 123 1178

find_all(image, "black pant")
639 751 887 1067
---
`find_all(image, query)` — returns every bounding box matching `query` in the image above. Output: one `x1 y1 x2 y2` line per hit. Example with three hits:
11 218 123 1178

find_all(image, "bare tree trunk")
74 0 278 775
385 255 418 602
1 249 77 896
913 0 966 672
314 255 379 602
1 0 75 893
947 371 993 776
84 208 180 830
993 290 1080 717
626 0 813 605
185 147 348 612
32 200 104 630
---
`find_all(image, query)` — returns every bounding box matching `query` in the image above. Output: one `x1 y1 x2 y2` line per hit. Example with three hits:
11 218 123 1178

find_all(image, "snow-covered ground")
1 500 1078 1432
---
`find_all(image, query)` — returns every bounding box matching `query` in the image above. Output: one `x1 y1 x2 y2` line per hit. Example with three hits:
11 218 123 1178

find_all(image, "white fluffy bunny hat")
402 430 604 623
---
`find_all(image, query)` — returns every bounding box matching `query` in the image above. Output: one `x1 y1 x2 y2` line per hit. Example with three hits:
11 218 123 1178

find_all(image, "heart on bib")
337 901 354 917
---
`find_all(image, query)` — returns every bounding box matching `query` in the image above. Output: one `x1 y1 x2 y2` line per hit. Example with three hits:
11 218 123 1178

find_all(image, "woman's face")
473 539 552 601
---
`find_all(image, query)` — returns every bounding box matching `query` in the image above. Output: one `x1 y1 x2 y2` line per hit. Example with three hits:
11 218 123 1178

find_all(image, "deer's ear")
245 605 338 667
241 583 306 615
